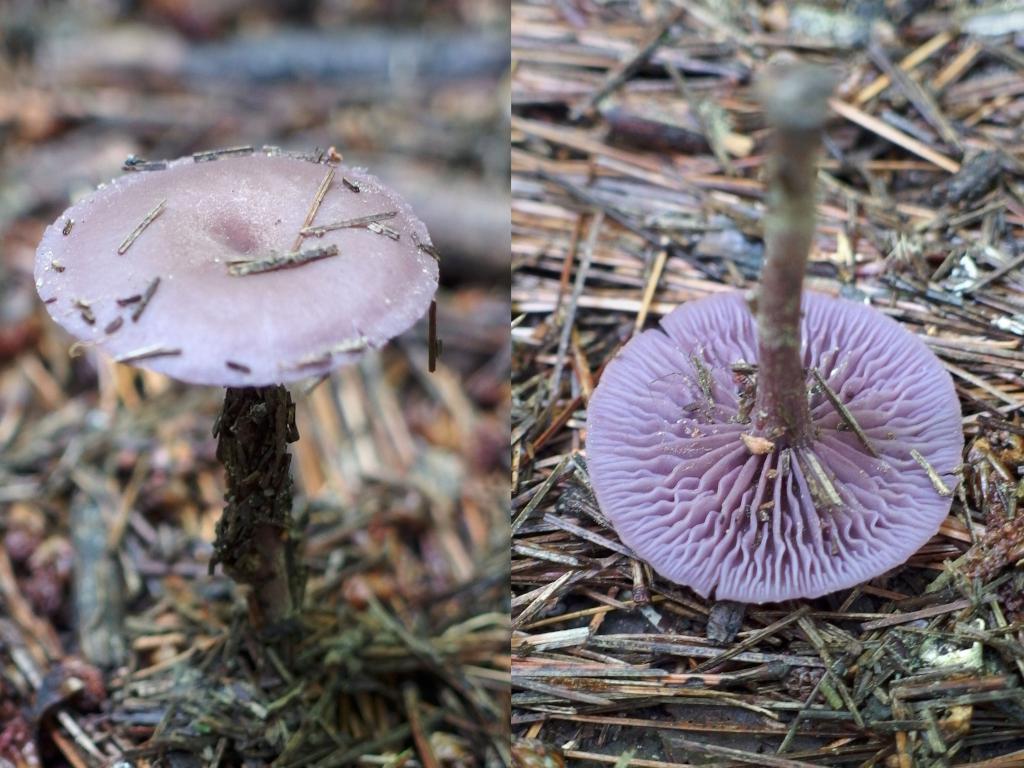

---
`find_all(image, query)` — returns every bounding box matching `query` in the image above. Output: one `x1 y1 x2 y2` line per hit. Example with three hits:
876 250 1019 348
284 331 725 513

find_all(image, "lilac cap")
34 152 439 387
585 291 963 603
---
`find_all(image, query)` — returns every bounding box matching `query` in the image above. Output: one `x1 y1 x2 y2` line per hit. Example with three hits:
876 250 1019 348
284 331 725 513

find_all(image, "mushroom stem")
753 65 834 445
211 385 303 631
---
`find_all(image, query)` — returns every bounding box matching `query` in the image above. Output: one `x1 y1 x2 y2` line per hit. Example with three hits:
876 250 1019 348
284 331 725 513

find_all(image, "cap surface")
35 151 439 386
585 291 963 603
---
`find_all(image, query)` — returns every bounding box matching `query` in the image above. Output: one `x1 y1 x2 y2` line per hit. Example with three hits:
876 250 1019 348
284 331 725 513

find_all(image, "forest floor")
0 1 510 766
512 2 1024 766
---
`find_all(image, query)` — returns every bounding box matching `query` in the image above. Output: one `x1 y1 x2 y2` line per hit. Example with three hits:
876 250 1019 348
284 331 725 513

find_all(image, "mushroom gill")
585 290 962 603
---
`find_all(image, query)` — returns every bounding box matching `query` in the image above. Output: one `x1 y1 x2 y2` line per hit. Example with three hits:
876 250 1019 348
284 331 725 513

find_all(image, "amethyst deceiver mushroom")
34 147 439 627
36 150 438 386
585 67 963 603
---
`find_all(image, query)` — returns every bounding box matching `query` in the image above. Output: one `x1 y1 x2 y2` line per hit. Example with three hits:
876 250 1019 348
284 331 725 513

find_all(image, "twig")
228 244 339 276
570 6 687 120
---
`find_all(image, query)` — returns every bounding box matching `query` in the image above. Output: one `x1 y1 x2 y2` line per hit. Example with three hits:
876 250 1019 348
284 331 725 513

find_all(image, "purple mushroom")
35 149 438 386
585 67 963 603
586 291 962 602
34 147 439 629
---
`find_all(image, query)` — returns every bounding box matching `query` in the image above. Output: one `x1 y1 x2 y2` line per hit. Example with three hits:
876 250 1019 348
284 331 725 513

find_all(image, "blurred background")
0 2 510 766
1 0 509 283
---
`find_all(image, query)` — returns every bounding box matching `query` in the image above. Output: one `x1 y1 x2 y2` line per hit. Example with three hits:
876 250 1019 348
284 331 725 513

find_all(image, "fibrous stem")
211 385 302 630
753 65 835 446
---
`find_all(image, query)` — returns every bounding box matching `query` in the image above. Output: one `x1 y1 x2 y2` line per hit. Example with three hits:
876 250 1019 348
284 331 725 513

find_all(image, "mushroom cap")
35 153 439 386
585 291 963 603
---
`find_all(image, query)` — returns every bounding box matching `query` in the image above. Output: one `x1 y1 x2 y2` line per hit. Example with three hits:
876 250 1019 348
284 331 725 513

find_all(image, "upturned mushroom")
34 146 439 627
585 67 963 603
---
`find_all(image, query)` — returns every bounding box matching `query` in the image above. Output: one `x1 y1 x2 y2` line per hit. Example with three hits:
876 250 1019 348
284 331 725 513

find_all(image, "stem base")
211 385 302 629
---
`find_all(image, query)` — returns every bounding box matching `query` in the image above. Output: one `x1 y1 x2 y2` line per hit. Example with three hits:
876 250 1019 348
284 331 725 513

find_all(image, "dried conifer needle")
131 277 161 322
411 231 440 262
123 156 168 172
797 449 844 509
911 448 954 496
228 244 339 276
300 211 397 237
367 222 400 240
284 335 369 370
428 300 439 372
292 166 335 250
810 367 880 458
116 345 181 364
117 200 166 255
192 146 254 162
690 354 714 406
